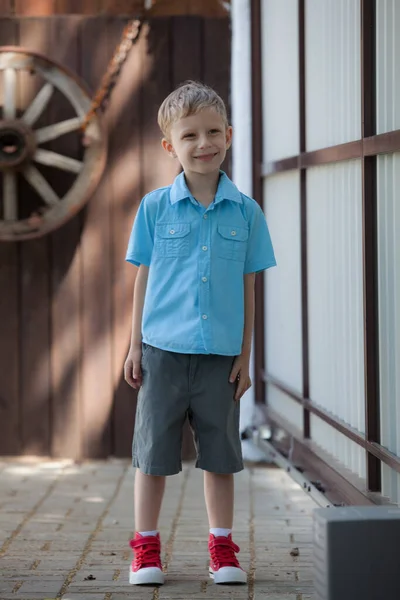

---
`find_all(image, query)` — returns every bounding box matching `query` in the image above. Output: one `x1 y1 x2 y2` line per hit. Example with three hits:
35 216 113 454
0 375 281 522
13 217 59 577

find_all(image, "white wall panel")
307 160 365 478
268 385 303 433
305 0 361 150
310 414 365 478
376 0 400 134
261 0 300 161
377 153 400 502
264 172 303 394
382 466 400 505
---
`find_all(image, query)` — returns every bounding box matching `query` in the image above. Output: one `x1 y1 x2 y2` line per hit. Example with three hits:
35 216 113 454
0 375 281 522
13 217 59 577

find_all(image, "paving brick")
0 460 317 599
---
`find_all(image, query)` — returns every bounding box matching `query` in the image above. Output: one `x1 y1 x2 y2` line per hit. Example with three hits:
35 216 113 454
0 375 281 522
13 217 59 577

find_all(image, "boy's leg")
203 470 246 584
204 471 234 529
189 353 246 584
134 469 166 531
129 345 190 585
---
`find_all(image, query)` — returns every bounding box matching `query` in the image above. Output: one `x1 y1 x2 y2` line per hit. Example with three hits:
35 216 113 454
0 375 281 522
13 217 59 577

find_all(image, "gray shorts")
132 344 244 476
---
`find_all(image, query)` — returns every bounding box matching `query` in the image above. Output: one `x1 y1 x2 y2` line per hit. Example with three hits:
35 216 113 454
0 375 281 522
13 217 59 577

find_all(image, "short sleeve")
125 195 156 267
244 203 277 274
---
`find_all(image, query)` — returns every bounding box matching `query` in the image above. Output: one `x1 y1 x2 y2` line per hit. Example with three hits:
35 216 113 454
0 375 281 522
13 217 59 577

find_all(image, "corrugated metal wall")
377 152 400 502
261 0 400 502
376 0 400 503
264 172 303 396
261 0 367 482
376 0 400 134
305 0 361 150
261 0 299 161
307 161 365 477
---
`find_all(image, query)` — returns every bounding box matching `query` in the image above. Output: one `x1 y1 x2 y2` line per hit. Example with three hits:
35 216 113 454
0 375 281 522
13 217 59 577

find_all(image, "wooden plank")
0 1 13 16
49 16 83 459
101 0 144 15
0 17 18 47
0 242 20 454
105 18 143 457
15 1 54 16
55 0 101 14
18 18 52 455
203 17 231 176
0 244 20 454
79 17 113 458
149 0 230 18
10 0 230 16
142 18 177 194
172 16 202 84
0 17 20 455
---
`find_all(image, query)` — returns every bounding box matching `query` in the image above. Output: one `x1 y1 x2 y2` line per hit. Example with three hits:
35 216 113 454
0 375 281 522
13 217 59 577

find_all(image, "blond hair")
158 81 228 138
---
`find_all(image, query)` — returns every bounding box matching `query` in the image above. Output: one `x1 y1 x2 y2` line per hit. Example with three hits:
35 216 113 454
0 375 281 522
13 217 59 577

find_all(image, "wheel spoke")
35 117 83 143
4 68 17 120
22 165 59 206
34 149 83 174
3 171 18 220
22 82 54 126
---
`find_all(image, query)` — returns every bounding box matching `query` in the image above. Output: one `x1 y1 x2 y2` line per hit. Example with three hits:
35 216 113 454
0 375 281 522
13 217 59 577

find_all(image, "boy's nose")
198 134 211 149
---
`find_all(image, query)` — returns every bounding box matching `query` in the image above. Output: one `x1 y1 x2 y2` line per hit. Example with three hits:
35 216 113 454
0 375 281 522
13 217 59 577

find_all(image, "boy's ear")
225 126 233 150
162 138 176 158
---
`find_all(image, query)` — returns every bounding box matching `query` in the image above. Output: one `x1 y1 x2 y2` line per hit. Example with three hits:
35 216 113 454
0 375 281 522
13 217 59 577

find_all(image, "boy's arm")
124 264 149 389
241 272 256 357
229 272 256 400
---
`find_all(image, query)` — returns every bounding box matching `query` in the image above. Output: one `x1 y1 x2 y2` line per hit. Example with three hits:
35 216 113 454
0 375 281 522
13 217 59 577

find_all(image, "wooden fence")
0 1 229 17
0 14 230 459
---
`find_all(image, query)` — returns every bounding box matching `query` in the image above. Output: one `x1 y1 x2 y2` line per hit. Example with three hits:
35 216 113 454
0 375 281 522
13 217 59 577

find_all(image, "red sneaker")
129 532 164 585
208 534 247 584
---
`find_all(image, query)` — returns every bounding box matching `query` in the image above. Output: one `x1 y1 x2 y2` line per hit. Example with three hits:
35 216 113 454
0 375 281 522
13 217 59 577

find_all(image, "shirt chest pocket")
217 225 249 262
154 223 191 258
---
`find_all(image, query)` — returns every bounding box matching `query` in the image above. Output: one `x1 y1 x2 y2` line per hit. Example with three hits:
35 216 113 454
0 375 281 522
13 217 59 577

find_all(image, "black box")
313 506 400 600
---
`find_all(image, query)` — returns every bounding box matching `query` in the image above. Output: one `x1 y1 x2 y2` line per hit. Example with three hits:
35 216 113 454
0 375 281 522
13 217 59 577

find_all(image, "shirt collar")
170 170 243 205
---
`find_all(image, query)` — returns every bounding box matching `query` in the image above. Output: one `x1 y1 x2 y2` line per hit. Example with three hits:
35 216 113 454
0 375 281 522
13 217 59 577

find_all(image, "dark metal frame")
251 0 265 406
251 0 398 498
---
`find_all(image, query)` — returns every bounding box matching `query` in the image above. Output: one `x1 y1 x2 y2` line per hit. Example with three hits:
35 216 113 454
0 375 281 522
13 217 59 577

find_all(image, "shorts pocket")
141 342 152 366
217 225 249 262
155 222 191 257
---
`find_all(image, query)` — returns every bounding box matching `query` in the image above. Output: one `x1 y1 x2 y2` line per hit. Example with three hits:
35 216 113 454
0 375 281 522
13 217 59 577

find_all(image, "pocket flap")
156 223 191 239
217 225 249 242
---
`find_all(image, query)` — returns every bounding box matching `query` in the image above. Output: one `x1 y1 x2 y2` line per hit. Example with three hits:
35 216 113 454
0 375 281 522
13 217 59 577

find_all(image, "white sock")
210 528 232 537
139 530 158 537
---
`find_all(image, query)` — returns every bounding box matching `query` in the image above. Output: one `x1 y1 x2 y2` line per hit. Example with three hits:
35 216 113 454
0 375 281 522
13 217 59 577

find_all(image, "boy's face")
162 108 232 176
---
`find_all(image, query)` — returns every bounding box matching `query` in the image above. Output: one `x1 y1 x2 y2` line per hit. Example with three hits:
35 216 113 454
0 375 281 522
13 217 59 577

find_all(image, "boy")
124 81 276 586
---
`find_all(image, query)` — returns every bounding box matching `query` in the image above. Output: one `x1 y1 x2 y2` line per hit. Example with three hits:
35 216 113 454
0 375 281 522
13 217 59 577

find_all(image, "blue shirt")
126 171 276 356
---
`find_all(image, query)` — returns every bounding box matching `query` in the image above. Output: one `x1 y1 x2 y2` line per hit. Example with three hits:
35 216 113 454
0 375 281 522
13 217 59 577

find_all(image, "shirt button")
202 277 208 282
203 214 208 219
231 230 236 236
202 246 208 251
169 229 175 235
202 314 208 320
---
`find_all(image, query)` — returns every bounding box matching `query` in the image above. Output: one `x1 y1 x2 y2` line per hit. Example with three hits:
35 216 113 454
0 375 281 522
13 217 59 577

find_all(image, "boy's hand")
124 347 143 389
229 354 252 401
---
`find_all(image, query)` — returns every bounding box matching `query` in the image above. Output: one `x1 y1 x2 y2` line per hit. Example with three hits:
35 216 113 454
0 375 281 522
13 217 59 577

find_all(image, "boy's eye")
183 133 195 139
209 129 220 134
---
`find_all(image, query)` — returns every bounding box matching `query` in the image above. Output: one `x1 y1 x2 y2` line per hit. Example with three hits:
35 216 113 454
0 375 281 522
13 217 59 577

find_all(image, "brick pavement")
0 459 316 599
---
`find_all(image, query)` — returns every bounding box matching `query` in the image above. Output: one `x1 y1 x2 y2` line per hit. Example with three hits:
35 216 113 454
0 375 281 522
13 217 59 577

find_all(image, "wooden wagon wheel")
0 47 107 241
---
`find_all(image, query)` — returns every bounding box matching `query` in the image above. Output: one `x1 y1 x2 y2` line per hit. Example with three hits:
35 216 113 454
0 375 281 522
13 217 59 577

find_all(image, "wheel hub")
0 120 36 169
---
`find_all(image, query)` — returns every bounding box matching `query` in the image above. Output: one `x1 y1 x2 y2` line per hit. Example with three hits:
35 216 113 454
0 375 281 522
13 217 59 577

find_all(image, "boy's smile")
162 107 232 177
194 152 219 162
